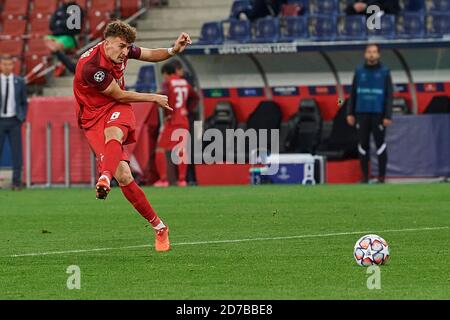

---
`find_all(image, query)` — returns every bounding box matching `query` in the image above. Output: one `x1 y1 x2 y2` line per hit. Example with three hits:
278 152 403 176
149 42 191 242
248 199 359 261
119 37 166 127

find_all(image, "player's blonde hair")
104 20 137 44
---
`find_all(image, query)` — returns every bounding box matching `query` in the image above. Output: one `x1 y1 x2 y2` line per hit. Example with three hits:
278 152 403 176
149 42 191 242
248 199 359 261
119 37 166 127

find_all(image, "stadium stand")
195 0 450 45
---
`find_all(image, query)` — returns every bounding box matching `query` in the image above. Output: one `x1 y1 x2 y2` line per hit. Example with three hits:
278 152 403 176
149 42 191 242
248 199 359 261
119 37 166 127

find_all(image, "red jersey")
161 75 199 128
73 41 142 129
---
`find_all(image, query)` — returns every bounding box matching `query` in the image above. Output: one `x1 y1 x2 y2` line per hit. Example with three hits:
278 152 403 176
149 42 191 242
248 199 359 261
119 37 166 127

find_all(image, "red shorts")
84 104 136 170
157 123 189 151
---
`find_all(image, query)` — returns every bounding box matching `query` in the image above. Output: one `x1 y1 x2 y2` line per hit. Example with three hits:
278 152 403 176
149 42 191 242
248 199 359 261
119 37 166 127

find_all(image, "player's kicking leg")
96 126 170 252
115 161 170 252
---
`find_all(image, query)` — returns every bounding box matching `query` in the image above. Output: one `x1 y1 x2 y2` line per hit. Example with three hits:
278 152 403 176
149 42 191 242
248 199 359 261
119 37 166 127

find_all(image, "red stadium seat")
75 0 89 11
30 0 58 19
0 19 27 39
0 39 24 56
13 57 23 75
29 18 51 37
120 0 142 18
88 11 111 39
24 53 48 84
281 4 301 17
91 0 116 12
27 38 51 55
1 0 29 20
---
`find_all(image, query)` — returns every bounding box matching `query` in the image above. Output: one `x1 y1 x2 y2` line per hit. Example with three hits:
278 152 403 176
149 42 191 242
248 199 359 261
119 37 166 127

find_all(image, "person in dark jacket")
346 0 400 16
0 55 28 190
46 0 84 51
347 44 393 184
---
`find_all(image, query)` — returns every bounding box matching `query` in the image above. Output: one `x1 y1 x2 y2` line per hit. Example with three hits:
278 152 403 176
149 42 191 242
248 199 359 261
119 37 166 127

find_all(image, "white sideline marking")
5 226 449 258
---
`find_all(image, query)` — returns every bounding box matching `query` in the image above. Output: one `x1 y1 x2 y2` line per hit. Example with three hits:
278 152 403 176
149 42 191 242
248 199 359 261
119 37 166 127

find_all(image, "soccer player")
154 62 199 187
73 20 192 252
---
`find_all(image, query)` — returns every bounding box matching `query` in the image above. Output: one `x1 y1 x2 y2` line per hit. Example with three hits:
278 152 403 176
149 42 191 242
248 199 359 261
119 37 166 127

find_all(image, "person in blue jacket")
347 44 393 184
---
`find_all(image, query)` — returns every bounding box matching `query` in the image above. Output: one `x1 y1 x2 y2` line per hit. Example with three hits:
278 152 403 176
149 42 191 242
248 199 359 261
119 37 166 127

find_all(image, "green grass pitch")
0 183 449 300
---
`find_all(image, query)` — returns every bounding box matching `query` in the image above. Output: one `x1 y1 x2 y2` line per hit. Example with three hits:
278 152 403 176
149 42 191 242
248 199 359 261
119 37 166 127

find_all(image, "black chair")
203 102 237 162
424 95 450 114
284 99 322 154
246 100 283 159
316 99 358 160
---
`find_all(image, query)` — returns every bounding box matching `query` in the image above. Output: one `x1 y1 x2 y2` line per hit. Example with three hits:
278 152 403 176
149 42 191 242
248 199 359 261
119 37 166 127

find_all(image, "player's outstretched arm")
138 32 192 62
101 79 173 111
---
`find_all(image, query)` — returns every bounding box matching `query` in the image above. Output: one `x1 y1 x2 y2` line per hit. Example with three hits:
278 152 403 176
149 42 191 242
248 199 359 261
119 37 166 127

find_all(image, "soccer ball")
354 234 390 267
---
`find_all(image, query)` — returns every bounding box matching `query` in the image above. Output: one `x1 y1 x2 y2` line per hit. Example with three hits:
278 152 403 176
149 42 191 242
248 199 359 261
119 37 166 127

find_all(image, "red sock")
102 139 123 180
178 163 187 181
155 151 167 181
121 181 163 228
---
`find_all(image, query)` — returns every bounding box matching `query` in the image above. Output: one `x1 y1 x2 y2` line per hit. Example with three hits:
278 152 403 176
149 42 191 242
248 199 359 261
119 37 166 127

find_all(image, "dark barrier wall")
371 114 450 177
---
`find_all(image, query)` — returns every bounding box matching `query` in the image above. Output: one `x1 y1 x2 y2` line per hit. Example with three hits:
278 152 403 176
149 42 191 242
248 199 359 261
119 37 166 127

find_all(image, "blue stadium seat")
396 12 425 38
367 14 396 39
309 0 339 15
230 0 252 19
225 19 252 43
338 15 367 40
197 22 224 45
280 16 309 42
400 0 425 11
252 17 280 43
426 12 450 37
127 65 157 93
308 14 337 41
428 0 450 12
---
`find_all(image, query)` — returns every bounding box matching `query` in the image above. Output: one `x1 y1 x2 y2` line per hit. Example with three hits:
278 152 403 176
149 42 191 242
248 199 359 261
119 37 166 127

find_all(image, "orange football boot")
155 227 170 252
96 175 111 200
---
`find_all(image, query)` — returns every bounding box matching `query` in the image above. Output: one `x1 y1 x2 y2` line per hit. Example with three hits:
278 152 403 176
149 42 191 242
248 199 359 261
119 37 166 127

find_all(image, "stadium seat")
0 39 24 56
27 38 51 55
91 0 116 12
13 57 22 75
424 95 450 114
281 4 301 16
280 16 308 42
252 17 280 43
367 14 396 39
88 11 111 39
203 101 237 162
427 0 450 12
397 12 425 39
24 53 48 84
1 0 29 19
308 14 337 41
197 22 224 45
338 15 367 40
30 0 58 19
225 19 251 43
120 0 142 18
29 17 51 37
127 65 158 93
0 19 27 39
400 0 425 11
246 100 282 156
229 0 252 19
426 12 450 37
309 0 339 15
284 99 322 154
73 0 88 11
